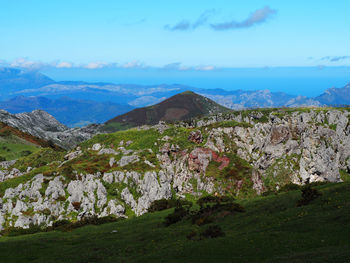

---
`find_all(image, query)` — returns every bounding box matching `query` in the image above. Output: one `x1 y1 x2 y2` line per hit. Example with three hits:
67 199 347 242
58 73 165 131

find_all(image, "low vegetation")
0 182 348 262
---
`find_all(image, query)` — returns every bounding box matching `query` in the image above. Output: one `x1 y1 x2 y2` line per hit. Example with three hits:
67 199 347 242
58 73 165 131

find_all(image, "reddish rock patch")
212 151 230 170
188 147 230 173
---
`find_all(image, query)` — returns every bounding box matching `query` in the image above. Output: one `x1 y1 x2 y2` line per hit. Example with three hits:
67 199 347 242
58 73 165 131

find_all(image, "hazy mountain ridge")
315 83 350 105
0 96 134 127
0 67 350 127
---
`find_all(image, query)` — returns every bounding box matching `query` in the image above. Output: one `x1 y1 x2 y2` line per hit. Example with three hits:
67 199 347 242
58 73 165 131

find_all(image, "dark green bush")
186 230 198 240
164 206 189 226
197 195 234 207
191 202 244 226
297 185 322 206
52 219 71 229
279 183 301 193
200 225 225 239
1 224 47 236
148 198 191 213
20 150 32 157
56 216 120 232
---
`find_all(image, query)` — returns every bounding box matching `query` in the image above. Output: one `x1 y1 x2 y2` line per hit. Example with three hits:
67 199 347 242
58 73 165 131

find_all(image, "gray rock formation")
0 109 101 149
0 108 349 231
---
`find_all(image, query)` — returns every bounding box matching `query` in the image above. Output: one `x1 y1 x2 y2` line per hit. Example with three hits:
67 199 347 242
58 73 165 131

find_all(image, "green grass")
101 122 134 133
81 128 161 153
12 148 65 172
0 142 39 161
0 182 349 263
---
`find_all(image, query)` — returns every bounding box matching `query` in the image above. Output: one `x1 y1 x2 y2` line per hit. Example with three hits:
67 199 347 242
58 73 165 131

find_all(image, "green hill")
104 91 230 131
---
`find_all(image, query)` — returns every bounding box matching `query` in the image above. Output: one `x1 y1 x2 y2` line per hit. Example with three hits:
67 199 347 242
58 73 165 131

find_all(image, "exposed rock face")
0 108 349 230
188 130 203 144
0 109 100 149
0 166 23 182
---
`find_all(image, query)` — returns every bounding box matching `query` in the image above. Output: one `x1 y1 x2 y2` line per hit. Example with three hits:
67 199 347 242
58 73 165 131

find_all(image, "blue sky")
0 0 349 96
0 0 350 68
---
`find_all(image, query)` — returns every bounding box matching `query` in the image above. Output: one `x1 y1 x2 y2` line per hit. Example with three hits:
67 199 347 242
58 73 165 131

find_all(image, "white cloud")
195 65 215 71
162 62 190 71
84 62 109 69
56 61 73 68
122 60 143 68
10 58 45 69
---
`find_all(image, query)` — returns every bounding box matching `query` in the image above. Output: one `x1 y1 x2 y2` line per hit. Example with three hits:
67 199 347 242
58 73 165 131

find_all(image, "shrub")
297 185 322 206
197 195 234 207
52 216 120 232
20 150 32 157
148 199 192 213
0 156 6 162
200 225 225 239
52 219 71 229
164 206 189 226
279 183 301 193
261 190 277 196
186 230 198 240
1 224 46 237
191 202 244 226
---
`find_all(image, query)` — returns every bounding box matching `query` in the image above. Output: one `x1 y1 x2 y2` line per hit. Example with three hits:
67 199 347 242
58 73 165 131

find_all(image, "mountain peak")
106 91 230 130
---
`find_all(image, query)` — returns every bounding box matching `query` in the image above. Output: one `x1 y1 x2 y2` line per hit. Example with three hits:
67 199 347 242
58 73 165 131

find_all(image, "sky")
0 0 350 95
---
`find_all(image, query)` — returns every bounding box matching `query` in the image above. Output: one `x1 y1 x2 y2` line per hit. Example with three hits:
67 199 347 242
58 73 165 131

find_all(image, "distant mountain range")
0 67 349 126
315 82 350 105
0 92 230 149
0 96 134 127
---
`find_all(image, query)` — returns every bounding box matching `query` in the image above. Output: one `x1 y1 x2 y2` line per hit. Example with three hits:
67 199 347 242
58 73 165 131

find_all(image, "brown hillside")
106 91 229 127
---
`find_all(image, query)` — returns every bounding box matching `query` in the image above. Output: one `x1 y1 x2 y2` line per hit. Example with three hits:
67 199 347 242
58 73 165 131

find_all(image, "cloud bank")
0 58 215 72
165 6 277 32
210 6 277 31
321 56 350 62
164 9 216 31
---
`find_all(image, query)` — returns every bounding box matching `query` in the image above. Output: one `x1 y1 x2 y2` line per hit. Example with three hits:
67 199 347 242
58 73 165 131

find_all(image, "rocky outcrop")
0 108 349 231
0 109 101 149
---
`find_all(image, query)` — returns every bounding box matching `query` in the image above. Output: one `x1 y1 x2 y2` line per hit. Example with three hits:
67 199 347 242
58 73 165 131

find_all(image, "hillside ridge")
106 91 230 129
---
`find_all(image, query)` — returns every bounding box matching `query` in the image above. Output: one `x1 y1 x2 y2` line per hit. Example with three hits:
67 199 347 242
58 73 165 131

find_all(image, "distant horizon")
39 66 350 97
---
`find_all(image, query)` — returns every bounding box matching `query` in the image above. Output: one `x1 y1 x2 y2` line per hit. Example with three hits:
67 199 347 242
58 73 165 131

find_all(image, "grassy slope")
0 122 62 161
0 182 349 263
0 140 39 161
